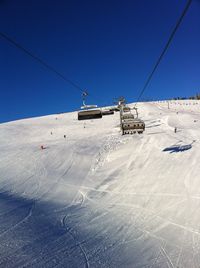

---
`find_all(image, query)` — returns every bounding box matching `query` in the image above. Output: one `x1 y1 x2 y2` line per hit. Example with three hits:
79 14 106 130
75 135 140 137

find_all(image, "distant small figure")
51 131 53 135
64 135 66 139
55 117 58 120
174 127 177 133
176 112 178 114
41 145 44 150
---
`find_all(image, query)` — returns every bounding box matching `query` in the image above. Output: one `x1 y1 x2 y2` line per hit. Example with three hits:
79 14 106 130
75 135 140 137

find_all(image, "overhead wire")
135 0 192 105
0 31 111 107
0 1 193 108
0 31 84 93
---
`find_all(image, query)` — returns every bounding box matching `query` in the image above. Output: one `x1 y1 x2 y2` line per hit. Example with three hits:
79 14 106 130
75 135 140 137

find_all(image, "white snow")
0 100 200 267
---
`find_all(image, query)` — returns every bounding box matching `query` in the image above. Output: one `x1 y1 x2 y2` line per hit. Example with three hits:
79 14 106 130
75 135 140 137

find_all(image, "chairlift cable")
0 31 111 107
135 0 192 105
0 31 84 92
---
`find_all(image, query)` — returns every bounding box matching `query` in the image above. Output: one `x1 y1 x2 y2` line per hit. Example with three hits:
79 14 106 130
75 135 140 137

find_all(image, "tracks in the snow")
62 215 90 268
0 201 35 238
90 134 125 174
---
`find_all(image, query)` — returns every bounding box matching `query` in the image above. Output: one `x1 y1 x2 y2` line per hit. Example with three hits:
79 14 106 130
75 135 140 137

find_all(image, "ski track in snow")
89 133 126 173
0 100 200 267
160 245 175 268
61 216 90 268
0 201 34 238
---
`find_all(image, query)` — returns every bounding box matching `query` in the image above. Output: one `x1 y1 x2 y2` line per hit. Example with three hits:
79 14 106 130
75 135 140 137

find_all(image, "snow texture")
0 100 200 267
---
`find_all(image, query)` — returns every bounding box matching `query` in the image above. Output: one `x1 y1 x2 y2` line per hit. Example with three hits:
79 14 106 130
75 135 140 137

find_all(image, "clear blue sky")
0 0 199 123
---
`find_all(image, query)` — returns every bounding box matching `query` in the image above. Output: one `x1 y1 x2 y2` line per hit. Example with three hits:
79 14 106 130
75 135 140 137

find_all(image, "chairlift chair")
78 109 102 120
102 110 114 116
121 106 145 134
78 91 102 120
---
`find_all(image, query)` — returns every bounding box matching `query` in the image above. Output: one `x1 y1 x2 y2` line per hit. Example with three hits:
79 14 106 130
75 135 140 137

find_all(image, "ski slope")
0 100 200 267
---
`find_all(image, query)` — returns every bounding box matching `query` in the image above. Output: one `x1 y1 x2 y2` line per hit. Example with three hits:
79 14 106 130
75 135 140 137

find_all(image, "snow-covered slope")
0 101 200 267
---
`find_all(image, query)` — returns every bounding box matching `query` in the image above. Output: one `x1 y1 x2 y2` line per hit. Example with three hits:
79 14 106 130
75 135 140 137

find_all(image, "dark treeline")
173 93 200 100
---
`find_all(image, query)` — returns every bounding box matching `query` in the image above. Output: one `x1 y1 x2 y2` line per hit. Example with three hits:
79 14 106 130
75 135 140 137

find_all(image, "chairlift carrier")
120 105 145 135
78 91 102 120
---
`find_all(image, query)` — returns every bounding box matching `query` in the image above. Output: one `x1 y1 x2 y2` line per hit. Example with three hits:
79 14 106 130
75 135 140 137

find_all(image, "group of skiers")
40 132 67 150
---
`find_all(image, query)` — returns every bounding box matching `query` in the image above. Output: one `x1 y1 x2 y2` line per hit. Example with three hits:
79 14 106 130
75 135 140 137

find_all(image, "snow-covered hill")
0 101 200 267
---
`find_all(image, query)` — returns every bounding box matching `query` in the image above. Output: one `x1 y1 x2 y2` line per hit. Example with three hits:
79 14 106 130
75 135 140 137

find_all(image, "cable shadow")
146 123 162 129
147 131 165 135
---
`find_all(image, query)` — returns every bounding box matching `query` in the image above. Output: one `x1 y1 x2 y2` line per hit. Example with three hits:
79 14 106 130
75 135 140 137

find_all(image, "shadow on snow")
0 190 140 267
0 191 91 268
0 187 179 267
163 143 192 153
